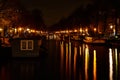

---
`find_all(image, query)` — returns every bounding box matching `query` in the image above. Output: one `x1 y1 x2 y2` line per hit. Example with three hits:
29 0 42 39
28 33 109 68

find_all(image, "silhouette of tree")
0 0 28 28
31 9 46 31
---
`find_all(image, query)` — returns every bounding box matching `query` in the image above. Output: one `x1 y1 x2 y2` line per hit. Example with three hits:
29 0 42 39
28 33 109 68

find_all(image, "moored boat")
83 36 106 44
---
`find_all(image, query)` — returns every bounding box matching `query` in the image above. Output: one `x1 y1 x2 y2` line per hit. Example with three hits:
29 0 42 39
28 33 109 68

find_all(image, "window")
21 40 34 50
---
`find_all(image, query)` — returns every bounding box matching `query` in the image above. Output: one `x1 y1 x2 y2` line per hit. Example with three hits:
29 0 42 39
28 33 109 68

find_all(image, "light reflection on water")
69 42 71 80
85 45 89 80
109 48 113 80
115 48 118 80
119 53 120 80
60 41 119 80
79 46 82 56
109 48 119 80
65 43 69 79
74 46 77 80
0 40 120 80
118 53 120 79
60 41 64 80
93 50 97 80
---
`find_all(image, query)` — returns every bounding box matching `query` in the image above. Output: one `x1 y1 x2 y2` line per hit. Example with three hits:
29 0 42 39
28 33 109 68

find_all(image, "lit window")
20 40 34 50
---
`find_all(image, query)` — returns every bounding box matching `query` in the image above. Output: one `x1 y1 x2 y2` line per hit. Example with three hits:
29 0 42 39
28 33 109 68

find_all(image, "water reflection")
93 50 97 80
85 45 89 80
60 42 120 80
60 41 64 80
79 45 82 80
65 43 69 79
69 42 71 80
109 48 119 80
74 46 77 80
0 59 42 80
79 46 82 56
119 53 120 80
0 40 120 80
115 48 118 80
0 66 10 80
109 48 113 80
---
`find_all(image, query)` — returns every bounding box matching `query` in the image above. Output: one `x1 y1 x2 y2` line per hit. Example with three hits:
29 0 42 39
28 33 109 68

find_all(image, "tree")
31 9 46 31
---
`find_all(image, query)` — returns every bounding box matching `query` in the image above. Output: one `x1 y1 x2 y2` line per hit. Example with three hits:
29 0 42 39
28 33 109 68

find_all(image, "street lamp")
110 25 115 36
0 28 3 32
93 28 97 36
80 28 82 33
110 25 113 29
18 27 22 32
94 28 97 32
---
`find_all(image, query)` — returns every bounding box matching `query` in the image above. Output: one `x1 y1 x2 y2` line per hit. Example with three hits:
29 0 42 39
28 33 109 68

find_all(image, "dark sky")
20 0 92 26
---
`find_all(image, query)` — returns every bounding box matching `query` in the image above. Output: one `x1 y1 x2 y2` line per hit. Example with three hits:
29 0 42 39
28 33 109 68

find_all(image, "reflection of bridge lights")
109 48 113 80
93 50 97 80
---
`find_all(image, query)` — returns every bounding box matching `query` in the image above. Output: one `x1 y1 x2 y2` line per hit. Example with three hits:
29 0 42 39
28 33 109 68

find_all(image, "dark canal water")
0 40 119 80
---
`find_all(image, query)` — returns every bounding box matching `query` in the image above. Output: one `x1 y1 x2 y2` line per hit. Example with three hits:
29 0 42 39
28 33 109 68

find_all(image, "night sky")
20 0 92 26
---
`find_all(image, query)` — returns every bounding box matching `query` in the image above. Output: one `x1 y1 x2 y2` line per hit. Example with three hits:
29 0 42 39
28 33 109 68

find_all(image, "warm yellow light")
0 28 3 32
9 29 13 33
15 28 17 33
36 31 40 34
66 30 69 33
85 28 88 32
110 25 113 29
31 29 35 33
66 43 69 74
94 28 97 32
93 50 97 80
80 28 82 32
74 46 77 76
18 27 22 31
61 30 66 33
69 30 72 33
27 28 30 31
85 45 89 80
74 29 77 32
40 31 43 33
55 31 60 34
109 48 113 80
60 31 63 33
15 28 17 31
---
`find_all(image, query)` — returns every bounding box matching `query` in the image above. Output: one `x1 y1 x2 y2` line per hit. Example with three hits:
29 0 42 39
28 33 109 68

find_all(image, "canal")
0 40 119 80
